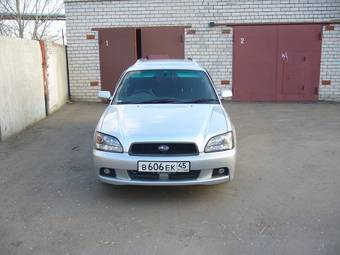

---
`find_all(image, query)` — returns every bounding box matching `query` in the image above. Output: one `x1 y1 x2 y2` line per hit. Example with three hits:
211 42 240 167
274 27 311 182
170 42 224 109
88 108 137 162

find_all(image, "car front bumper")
93 149 236 186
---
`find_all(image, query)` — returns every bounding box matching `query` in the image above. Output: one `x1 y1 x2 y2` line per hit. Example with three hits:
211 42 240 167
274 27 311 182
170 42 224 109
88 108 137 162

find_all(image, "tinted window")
113 70 218 104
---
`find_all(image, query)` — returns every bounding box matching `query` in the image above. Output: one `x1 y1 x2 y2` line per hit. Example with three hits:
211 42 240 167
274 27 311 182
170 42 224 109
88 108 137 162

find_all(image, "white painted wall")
0 36 46 140
46 42 69 114
0 37 69 141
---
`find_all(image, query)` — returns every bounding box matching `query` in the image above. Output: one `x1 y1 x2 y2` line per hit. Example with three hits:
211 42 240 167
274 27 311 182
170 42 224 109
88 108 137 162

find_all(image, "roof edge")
65 0 125 3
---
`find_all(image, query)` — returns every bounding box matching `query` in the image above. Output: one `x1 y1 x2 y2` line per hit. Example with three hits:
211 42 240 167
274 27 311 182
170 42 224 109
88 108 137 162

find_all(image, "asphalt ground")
0 102 339 255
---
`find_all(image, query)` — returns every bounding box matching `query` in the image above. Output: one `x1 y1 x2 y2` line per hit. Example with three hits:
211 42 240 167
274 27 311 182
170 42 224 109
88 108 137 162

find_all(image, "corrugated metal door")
141 27 185 59
276 25 322 101
233 26 278 101
233 25 322 101
99 28 137 93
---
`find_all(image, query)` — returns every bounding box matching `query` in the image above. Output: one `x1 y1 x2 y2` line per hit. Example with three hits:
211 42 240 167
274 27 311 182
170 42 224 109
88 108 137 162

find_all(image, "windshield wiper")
180 98 219 104
117 98 219 104
117 98 178 104
137 98 178 104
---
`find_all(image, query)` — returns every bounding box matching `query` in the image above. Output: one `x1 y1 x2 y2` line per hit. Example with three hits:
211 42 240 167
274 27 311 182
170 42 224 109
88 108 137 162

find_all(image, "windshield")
113 70 219 104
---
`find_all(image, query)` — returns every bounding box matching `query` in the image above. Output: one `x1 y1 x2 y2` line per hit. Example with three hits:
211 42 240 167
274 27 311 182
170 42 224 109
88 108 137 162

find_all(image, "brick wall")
319 24 340 101
64 0 340 101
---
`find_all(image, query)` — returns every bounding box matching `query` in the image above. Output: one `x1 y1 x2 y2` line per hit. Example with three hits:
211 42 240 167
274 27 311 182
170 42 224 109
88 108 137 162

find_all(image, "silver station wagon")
93 59 236 186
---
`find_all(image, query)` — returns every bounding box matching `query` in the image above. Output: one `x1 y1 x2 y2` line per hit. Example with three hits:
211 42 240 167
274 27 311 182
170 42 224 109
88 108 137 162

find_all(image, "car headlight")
205 132 234 153
95 132 123 153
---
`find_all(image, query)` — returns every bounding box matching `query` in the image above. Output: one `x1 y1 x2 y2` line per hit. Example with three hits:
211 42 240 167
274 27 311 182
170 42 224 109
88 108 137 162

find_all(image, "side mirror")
220 89 233 100
98 91 111 100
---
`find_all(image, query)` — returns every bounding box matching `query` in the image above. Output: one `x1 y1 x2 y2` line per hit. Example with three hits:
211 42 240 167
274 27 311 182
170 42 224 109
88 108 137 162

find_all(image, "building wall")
319 24 340 101
64 0 340 101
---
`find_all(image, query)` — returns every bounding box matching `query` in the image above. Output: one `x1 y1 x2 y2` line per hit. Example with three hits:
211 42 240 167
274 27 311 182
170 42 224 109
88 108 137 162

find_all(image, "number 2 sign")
240 37 245 44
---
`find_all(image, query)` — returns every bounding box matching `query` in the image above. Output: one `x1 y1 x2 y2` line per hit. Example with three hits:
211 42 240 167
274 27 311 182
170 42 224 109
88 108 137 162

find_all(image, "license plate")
138 161 190 172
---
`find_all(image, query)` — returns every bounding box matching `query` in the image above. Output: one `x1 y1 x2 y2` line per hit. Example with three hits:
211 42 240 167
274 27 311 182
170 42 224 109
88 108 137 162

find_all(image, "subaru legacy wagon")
93 59 236 186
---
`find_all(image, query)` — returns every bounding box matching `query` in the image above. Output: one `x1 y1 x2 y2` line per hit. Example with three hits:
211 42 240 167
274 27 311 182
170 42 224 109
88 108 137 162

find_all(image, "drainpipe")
62 29 71 100
65 45 71 100
39 40 49 116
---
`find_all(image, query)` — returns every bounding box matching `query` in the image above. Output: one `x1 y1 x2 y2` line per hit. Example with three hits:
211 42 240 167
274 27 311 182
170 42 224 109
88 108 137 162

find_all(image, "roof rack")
136 58 148 62
133 58 201 68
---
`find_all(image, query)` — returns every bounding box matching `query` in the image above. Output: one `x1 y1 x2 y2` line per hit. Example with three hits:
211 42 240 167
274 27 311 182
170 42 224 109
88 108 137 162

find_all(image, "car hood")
98 104 231 152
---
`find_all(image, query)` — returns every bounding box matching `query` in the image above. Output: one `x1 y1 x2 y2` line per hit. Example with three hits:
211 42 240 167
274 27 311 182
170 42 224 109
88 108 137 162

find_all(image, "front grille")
168 171 200 180
128 170 200 181
129 143 198 156
128 171 159 181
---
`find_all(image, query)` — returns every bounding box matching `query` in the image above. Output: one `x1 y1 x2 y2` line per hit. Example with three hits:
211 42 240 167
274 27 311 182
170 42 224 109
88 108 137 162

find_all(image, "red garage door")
99 28 137 93
233 25 322 101
98 27 185 93
141 27 185 59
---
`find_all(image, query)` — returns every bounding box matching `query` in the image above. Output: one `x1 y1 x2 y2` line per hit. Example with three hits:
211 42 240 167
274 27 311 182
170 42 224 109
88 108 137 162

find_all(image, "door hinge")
319 31 323 40
314 87 319 95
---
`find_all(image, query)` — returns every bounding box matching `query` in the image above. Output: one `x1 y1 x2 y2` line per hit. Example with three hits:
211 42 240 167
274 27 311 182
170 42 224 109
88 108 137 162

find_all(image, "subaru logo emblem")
158 145 170 152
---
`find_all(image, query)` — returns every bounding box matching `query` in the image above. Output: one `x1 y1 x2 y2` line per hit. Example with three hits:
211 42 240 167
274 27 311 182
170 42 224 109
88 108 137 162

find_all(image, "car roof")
126 59 206 72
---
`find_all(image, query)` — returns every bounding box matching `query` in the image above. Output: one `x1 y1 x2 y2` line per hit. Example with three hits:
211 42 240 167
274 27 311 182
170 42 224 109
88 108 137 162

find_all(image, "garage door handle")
180 35 184 43
281 52 288 61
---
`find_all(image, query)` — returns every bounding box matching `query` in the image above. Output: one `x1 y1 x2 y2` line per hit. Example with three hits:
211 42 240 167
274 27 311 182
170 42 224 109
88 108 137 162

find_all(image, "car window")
113 70 219 104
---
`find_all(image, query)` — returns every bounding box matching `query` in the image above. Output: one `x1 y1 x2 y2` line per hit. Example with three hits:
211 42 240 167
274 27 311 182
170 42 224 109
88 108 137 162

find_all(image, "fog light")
100 168 116 177
212 167 229 177
218 168 225 174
